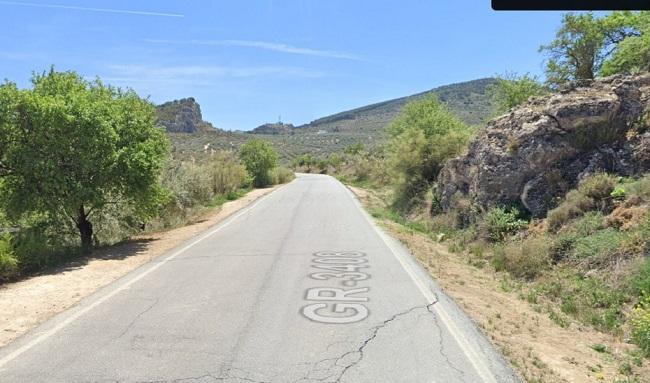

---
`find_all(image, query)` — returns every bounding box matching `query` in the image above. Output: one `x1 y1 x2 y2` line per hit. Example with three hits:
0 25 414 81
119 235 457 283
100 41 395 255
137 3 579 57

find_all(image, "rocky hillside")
156 98 217 133
438 73 650 217
249 122 295 135
297 78 496 134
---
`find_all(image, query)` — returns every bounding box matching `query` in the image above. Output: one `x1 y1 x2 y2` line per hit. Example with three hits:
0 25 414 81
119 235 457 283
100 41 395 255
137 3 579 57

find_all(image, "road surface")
0 174 520 383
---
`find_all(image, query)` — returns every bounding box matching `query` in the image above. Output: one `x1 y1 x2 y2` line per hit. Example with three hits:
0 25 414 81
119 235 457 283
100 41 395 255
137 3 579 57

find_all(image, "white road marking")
0 184 288 369
342 183 498 383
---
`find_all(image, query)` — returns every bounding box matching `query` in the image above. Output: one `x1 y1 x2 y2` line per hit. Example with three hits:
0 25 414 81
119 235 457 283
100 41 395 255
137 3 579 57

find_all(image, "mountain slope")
296 78 496 134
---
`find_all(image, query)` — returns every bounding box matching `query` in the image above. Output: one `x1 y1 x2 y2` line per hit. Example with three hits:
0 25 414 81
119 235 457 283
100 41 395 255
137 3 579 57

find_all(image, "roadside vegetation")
0 69 293 281
301 10 650 381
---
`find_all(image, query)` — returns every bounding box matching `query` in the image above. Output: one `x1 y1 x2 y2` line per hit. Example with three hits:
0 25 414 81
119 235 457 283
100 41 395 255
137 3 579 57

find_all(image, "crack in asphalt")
293 301 439 383
117 297 161 340
427 304 467 382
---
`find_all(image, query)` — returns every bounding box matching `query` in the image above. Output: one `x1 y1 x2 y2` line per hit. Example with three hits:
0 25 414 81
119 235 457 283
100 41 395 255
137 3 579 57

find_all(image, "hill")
156 98 218 133
249 122 296 135
168 78 497 162
296 78 497 134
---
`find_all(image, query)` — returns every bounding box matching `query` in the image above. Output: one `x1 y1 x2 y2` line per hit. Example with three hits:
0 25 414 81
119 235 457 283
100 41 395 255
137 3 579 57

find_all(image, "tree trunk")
77 205 93 253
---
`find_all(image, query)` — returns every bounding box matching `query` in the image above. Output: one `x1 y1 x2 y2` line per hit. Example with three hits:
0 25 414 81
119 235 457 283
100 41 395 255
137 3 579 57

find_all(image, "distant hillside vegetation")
168 78 498 163
297 78 496 134
249 122 295 135
156 98 218 133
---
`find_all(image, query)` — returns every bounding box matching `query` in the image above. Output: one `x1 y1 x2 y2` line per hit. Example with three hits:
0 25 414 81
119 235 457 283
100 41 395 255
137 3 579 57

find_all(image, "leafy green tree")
0 69 169 251
541 12 641 87
540 13 607 86
387 95 473 211
488 73 549 114
239 139 278 187
601 12 650 75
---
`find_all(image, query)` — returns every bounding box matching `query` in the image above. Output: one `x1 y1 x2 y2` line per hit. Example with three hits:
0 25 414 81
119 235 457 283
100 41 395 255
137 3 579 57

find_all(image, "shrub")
492 237 551 280
626 175 650 203
579 173 617 207
206 151 250 195
387 94 474 212
239 139 279 187
269 167 295 185
487 72 549 114
546 174 618 231
630 294 650 356
12 218 79 272
482 207 528 242
0 233 17 279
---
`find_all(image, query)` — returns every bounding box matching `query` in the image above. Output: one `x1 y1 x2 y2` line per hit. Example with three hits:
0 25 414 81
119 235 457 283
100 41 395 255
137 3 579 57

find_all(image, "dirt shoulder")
349 185 649 383
0 185 282 348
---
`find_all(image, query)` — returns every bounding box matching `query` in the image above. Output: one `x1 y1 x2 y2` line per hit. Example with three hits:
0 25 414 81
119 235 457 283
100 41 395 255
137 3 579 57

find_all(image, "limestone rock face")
156 98 217 133
438 73 650 217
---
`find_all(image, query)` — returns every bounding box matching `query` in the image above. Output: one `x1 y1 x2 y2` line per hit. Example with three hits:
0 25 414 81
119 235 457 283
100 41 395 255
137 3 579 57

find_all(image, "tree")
488 73 549 114
0 69 169 251
239 139 278 187
540 13 607 86
387 95 474 211
540 12 641 87
601 12 650 75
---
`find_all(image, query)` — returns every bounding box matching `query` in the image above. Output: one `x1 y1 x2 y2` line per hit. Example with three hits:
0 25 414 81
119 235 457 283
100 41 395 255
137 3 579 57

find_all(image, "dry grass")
350 186 650 383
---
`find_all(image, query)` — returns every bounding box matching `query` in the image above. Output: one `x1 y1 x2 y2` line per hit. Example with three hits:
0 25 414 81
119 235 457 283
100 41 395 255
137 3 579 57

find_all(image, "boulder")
438 73 650 217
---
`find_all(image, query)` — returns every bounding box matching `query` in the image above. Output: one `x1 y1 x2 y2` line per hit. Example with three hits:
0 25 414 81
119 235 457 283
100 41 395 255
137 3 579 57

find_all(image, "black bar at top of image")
492 0 650 11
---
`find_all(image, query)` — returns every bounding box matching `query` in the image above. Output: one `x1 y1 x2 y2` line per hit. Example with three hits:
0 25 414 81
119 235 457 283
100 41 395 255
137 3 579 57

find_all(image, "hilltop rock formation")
249 122 295 135
438 73 650 217
156 98 217 133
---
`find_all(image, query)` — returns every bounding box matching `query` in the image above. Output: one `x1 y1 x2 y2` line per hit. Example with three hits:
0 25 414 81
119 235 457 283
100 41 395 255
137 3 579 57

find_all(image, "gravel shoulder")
0 186 282 348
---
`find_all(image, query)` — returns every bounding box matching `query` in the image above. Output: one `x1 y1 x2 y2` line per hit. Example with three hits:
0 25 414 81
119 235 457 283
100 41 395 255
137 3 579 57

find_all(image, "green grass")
207 187 251 208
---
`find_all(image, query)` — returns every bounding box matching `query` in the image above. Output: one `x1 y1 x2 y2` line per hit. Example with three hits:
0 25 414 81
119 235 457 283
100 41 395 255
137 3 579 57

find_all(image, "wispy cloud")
144 39 361 60
0 1 184 18
105 64 325 83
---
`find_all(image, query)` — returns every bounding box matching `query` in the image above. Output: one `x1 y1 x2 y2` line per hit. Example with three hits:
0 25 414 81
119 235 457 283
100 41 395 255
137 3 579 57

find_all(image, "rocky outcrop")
249 122 295 135
156 98 217 133
438 73 650 217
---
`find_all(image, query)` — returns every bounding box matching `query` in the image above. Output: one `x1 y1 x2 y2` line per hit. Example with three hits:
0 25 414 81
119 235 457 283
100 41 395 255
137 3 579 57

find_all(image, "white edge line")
342 183 498 383
0 183 288 369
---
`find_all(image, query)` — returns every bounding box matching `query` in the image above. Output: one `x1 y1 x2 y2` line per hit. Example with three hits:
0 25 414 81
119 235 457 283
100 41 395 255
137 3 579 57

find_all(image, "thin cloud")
144 39 361 60
106 64 325 80
0 1 184 18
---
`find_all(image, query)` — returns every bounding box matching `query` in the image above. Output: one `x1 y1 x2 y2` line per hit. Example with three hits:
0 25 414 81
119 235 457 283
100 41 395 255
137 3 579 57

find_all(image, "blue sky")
0 1 570 130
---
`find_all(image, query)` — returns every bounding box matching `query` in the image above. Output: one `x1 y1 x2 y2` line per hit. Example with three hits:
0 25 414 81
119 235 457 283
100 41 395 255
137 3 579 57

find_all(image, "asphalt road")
0 174 521 383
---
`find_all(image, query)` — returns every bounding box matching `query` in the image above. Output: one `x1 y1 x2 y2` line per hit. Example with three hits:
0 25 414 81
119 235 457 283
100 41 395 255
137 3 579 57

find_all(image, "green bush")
487 72 549 114
12 219 79 272
492 237 551 280
387 94 474 212
482 207 528 242
630 294 650 356
579 173 617 206
239 139 279 187
0 233 17 279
